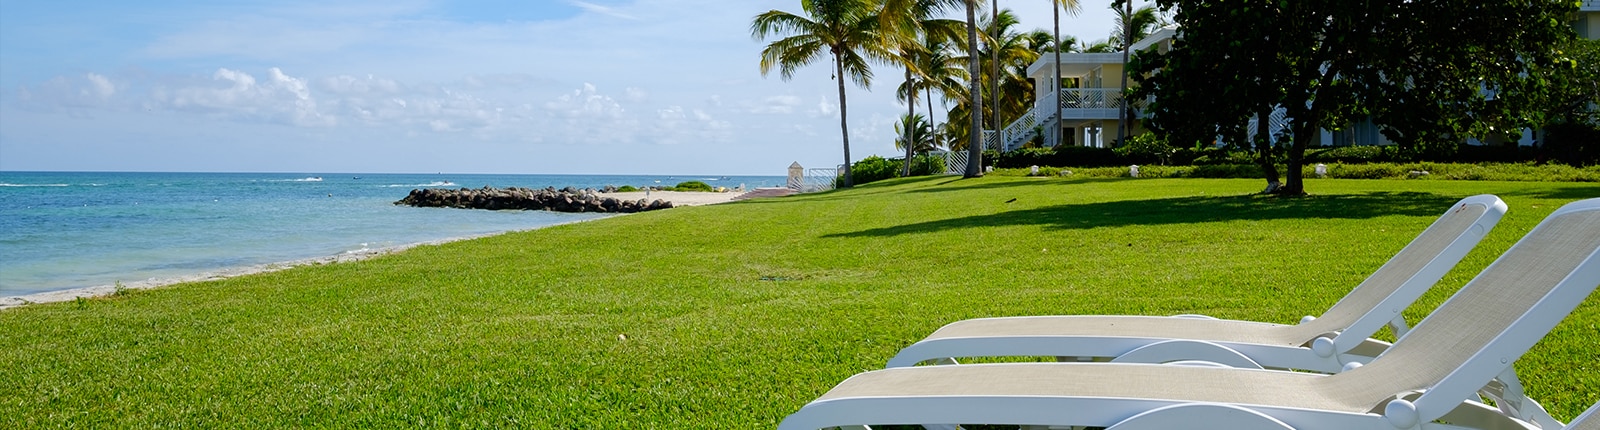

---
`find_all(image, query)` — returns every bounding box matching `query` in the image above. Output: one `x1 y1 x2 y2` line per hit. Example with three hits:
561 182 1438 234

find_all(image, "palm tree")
911 37 968 148
894 113 941 155
1051 0 1083 147
881 0 963 176
1113 2 1162 145
962 0 983 178
753 0 895 188
956 10 1042 141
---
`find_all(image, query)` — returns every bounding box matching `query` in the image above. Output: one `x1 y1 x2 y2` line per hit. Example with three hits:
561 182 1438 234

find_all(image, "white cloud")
624 87 648 102
813 96 837 117
319 74 402 95
545 83 625 119
749 95 802 114
86 73 116 99
567 1 640 21
158 67 333 126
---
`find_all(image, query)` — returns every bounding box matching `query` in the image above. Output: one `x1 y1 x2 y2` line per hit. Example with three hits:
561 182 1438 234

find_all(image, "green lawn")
3 176 1598 428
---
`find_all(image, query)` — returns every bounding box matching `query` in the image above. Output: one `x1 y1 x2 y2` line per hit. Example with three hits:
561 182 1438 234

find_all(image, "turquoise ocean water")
0 172 783 297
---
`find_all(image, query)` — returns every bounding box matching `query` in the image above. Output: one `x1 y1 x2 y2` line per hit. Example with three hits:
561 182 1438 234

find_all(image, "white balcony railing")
1059 88 1125 110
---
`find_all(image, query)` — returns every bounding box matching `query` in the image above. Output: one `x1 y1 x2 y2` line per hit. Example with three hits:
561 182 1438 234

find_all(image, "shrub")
616 185 639 192
1112 133 1178 165
841 156 900 186
670 181 713 192
989 146 1123 169
1304 145 1398 164
907 153 946 176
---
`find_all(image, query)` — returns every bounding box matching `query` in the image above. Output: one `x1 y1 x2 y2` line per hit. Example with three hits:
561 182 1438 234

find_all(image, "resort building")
995 2 1599 152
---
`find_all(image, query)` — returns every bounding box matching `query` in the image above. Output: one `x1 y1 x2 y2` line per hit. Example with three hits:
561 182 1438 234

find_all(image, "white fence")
802 168 840 193
942 150 970 176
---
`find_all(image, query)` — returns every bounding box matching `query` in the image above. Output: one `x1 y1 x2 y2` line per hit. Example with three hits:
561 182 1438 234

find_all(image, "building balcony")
1036 88 1129 121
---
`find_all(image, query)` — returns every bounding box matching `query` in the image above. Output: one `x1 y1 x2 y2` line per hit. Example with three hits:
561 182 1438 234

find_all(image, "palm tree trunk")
1053 0 1062 147
904 66 916 177
964 0 984 178
927 88 936 150
834 50 854 188
1115 0 1132 147
989 0 1000 151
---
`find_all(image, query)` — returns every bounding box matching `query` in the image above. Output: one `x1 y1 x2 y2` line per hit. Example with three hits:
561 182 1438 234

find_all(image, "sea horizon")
0 171 786 299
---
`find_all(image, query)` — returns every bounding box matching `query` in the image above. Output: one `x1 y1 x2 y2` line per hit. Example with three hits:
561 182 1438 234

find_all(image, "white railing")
1060 88 1125 109
942 150 969 175
803 168 839 192
1244 107 1291 144
999 109 1040 151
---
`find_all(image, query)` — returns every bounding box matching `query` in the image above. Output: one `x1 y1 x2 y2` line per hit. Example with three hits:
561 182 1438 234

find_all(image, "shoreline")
0 190 744 311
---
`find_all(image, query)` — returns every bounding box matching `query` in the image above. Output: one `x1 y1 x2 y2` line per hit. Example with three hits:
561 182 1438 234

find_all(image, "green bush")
840 156 900 187
1304 145 1399 163
907 153 946 176
1112 133 1178 165
669 181 713 192
616 185 639 192
989 146 1124 169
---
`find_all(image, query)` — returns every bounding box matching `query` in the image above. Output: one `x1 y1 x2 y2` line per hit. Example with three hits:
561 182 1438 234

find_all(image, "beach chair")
890 195 1507 373
781 197 1600 430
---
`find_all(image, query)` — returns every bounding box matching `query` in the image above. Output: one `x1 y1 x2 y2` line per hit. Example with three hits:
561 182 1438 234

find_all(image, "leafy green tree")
1134 0 1577 195
753 0 897 188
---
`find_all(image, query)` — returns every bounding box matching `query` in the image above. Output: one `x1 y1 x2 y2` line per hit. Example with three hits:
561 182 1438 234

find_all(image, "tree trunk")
928 88 936 150
1280 119 1312 196
1255 108 1281 193
903 66 916 177
964 0 984 178
1115 0 1132 147
1053 0 1062 148
990 0 1001 150
834 50 854 188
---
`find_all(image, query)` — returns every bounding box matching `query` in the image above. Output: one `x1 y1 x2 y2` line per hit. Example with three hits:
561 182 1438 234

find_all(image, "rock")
394 186 674 213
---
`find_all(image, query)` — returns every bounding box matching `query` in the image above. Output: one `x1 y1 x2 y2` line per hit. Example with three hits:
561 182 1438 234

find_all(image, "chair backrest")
1287 195 1506 347
1322 197 1600 424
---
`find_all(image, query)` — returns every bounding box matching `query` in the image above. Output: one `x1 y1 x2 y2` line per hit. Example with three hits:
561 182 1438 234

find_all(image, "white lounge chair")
890 195 1507 373
781 197 1600 430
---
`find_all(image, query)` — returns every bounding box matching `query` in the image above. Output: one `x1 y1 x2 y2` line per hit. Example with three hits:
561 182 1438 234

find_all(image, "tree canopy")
1132 0 1579 195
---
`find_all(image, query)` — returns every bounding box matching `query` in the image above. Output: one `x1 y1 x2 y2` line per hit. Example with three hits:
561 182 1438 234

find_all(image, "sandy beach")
0 190 744 310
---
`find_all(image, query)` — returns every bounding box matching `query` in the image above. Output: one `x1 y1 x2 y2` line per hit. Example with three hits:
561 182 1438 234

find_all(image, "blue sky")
0 0 1117 175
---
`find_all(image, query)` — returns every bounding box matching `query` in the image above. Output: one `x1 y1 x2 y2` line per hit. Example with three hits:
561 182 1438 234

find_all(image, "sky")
0 0 1123 175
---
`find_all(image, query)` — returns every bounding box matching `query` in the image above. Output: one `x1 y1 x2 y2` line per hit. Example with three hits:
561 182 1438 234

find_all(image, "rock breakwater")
396 186 673 213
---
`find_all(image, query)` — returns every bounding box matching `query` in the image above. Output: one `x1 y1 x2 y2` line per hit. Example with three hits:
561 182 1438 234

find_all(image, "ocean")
0 172 785 297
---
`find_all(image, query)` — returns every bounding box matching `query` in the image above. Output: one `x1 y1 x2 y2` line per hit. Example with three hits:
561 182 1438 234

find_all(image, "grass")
2 176 1598 427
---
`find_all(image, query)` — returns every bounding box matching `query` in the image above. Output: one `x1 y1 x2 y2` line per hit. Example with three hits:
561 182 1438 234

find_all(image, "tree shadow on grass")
903 176 1131 194
1495 185 1600 202
825 191 1458 238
